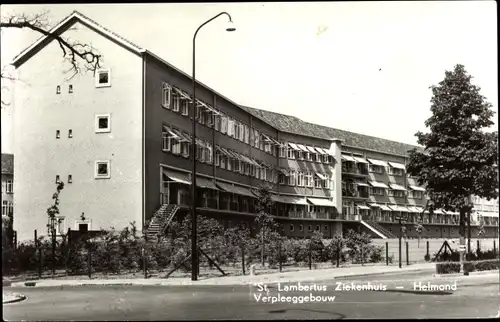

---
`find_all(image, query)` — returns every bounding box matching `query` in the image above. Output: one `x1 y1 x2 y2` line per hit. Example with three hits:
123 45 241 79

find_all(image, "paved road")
4 272 499 320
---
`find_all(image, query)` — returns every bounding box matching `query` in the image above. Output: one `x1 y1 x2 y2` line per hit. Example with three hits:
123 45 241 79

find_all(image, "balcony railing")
342 189 369 198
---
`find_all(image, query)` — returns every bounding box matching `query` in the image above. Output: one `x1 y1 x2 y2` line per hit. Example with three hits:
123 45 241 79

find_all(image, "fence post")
336 244 340 268
385 242 389 266
426 240 429 259
361 246 364 266
143 248 148 279
308 240 312 270
494 240 497 257
476 240 480 254
88 243 92 279
278 241 282 273
241 246 245 276
406 241 409 265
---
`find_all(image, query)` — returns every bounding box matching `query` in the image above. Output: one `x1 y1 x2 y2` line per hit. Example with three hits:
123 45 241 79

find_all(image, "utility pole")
398 215 402 268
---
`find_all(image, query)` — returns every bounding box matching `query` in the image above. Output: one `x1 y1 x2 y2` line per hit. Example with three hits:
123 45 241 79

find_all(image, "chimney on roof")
329 138 344 144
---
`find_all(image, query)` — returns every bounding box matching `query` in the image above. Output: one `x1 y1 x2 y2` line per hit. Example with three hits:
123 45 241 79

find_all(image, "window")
264 141 272 154
221 116 228 134
388 167 404 176
306 152 312 161
297 172 304 186
322 154 329 163
287 146 295 159
311 153 317 162
408 190 423 199
5 180 13 194
68 85 73 93
68 129 73 138
244 125 250 144
227 157 233 171
245 163 250 175
162 132 171 151
56 85 61 94
315 176 322 188
255 129 260 147
95 161 110 179
297 151 304 160
388 190 404 198
279 143 287 158
220 156 227 169
316 225 320 231
95 69 111 87
214 115 221 131
239 124 245 142
234 159 240 172
305 172 313 187
369 164 384 173
48 216 66 236
56 130 60 139
215 151 221 167
325 225 329 231
322 176 330 189
181 100 189 116
2 201 13 217
68 175 72 183
95 114 111 133
370 187 384 196
172 95 180 112
299 224 304 232
55 175 60 183
288 170 296 185
308 225 312 232
290 224 295 232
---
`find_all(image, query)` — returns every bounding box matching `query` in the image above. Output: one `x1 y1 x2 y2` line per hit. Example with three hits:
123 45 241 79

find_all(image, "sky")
1 2 498 153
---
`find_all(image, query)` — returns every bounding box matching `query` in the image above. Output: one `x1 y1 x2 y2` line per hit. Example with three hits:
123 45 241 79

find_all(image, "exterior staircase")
146 204 180 241
362 220 398 239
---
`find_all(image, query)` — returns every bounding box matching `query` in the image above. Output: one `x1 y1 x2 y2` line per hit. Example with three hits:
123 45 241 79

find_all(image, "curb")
7 267 437 288
3 293 27 304
433 269 499 278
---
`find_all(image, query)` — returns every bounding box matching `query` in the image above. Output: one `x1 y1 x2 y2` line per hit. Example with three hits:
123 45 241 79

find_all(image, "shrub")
466 259 500 272
436 262 461 274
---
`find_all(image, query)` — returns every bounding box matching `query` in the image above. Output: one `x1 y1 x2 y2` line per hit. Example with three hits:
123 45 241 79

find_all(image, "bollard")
278 242 282 273
241 247 246 275
385 242 389 266
249 264 256 276
406 242 409 265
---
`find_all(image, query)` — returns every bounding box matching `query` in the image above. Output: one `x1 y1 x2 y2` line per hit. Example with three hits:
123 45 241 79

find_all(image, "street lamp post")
191 12 235 281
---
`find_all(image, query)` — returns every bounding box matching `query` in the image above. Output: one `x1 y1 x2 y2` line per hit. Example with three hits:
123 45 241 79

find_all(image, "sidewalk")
8 262 436 288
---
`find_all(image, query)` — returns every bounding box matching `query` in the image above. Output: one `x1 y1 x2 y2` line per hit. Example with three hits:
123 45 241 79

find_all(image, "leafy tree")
253 184 278 266
407 64 498 257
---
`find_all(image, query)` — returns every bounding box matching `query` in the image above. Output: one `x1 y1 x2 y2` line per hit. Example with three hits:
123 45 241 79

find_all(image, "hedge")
436 259 499 274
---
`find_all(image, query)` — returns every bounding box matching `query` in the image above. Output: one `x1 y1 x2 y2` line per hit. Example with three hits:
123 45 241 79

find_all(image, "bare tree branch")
1 11 102 81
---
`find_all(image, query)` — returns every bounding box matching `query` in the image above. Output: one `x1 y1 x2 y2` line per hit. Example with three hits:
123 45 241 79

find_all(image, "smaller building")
2 153 14 245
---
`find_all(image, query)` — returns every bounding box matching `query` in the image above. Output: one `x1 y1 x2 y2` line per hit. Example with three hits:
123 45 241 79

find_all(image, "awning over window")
297 144 309 152
307 197 336 207
406 206 420 213
306 146 317 153
282 196 309 205
353 156 369 164
163 170 191 185
252 159 263 168
444 210 458 215
270 194 285 203
368 203 381 208
195 138 207 147
353 180 370 187
238 154 253 164
409 185 426 192
261 133 273 143
173 87 192 101
196 177 219 190
357 204 370 210
433 209 445 214
259 161 272 169
413 206 425 213
323 148 335 157
369 181 389 189
388 162 406 170
216 181 254 197
389 183 407 191
175 131 192 143
216 146 232 157
204 104 221 115
388 205 409 212
379 205 393 211
368 158 389 167
279 168 290 176
288 143 301 151
341 155 356 162
315 147 327 155
315 173 328 180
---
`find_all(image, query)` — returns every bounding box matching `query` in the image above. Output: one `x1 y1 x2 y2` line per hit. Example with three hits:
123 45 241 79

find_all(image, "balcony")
342 189 369 199
342 166 369 178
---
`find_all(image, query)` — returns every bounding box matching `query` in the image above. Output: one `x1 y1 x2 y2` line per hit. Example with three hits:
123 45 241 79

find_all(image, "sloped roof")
1 154 14 175
12 11 422 157
240 105 422 156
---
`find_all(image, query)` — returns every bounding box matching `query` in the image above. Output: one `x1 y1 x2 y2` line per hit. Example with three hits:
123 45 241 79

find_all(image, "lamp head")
226 20 236 32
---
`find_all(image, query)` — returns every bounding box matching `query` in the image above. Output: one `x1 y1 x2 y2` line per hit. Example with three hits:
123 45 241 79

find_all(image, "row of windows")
278 170 332 189
55 69 111 95
342 182 423 199
161 83 326 159
280 145 334 164
54 161 111 183
289 224 327 232
2 180 13 194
